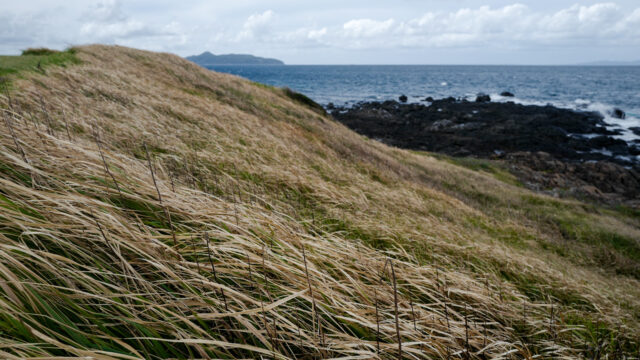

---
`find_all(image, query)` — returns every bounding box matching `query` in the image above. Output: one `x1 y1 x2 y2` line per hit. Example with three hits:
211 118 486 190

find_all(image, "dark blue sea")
206 65 640 142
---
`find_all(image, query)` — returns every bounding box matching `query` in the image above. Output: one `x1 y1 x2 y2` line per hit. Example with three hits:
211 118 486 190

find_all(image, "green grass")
465 215 531 248
498 268 595 310
615 205 640 221
429 153 523 187
0 48 80 81
521 197 640 278
282 87 327 115
410 151 640 281
545 211 640 262
0 162 34 187
563 313 640 355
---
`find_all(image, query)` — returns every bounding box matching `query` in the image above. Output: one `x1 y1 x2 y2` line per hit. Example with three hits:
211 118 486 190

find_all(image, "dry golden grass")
0 45 638 358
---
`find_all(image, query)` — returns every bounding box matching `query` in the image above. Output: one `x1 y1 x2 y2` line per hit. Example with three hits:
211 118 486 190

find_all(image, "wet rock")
331 98 635 165
452 122 484 131
423 96 434 102
587 136 631 156
611 108 626 119
399 95 408 103
475 93 491 103
630 127 640 136
428 119 454 131
500 91 515 97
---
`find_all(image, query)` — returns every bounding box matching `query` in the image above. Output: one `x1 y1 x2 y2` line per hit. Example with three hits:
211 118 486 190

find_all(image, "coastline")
204 64 640 144
331 97 640 206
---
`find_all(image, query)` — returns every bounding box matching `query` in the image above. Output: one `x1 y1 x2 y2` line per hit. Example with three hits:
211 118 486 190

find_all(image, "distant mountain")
186 51 284 66
578 60 640 66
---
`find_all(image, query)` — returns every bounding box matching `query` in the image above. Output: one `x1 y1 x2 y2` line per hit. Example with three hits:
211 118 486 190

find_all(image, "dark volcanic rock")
612 108 626 119
587 136 630 156
507 152 640 200
500 91 515 97
399 95 408 103
475 93 491 103
423 96 434 102
630 127 640 136
331 97 640 203
331 98 631 163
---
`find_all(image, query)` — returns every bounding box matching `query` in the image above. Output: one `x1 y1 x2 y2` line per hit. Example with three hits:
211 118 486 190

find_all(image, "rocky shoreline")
330 97 640 206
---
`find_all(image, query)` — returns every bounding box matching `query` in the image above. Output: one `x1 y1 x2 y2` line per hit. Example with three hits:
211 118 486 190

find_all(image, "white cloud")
282 3 640 50
308 27 327 40
614 8 640 37
80 0 174 41
90 0 127 23
238 10 275 40
539 3 621 37
0 1 639 63
343 19 395 38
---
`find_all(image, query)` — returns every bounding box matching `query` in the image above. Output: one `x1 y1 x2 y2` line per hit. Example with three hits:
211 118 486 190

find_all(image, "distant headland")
186 51 284 66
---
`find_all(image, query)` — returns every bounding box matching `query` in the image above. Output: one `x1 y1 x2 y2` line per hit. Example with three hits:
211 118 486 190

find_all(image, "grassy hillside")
0 48 80 79
0 45 638 359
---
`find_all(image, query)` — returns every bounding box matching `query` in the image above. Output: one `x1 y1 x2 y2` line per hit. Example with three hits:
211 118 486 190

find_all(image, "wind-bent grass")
0 48 80 79
0 45 638 358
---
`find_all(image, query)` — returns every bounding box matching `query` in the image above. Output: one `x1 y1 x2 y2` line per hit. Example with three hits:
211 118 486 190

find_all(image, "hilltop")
187 51 284 66
0 45 639 359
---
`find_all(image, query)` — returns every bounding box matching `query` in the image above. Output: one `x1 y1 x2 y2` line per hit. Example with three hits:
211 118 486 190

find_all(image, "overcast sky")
1 0 639 64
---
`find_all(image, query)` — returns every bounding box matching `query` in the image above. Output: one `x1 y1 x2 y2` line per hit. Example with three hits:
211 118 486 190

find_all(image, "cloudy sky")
1 0 640 64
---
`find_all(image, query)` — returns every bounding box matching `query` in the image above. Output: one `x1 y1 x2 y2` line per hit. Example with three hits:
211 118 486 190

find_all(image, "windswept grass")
0 44 638 359
0 48 80 82
427 152 522 187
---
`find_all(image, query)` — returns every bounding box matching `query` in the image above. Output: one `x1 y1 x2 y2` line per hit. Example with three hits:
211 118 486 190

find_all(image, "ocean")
205 65 640 142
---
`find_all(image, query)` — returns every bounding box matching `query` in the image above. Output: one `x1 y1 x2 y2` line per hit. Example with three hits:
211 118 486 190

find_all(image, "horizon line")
215 63 640 67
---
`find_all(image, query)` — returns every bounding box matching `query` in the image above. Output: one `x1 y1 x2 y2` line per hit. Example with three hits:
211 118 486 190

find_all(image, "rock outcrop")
331 98 640 205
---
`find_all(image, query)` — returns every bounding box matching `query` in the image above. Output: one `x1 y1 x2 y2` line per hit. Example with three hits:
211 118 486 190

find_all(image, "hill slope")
0 45 639 359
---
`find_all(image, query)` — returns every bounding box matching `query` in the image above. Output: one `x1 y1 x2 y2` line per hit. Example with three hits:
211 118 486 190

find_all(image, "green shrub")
21 48 60 56
282 87 326 115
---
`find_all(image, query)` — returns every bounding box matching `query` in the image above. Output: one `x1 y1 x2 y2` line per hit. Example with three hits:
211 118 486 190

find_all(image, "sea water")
206 65 640 143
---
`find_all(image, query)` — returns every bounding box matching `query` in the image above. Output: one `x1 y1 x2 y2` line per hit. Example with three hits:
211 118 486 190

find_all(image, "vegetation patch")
465 215 531 247
0 48 80 81
282 87 327 115
615 205 640 221
430 153 522 187
551 213 640 262
499 268 594 311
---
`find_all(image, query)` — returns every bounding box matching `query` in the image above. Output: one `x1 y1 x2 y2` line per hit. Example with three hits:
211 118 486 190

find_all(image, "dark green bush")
21 48 59 56
282 87 326 115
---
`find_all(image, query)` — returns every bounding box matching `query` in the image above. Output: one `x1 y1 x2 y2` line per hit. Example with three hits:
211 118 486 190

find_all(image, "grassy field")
0 48 80 80
0 45 638 359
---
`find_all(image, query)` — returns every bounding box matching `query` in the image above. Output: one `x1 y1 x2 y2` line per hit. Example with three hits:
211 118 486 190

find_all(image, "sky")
1 0 640 64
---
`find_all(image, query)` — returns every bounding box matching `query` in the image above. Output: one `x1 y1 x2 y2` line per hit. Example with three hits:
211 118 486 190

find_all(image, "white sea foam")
591 148 613 157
